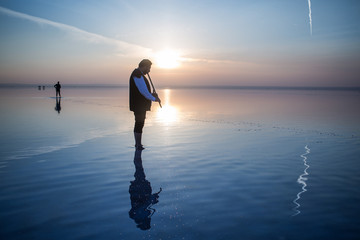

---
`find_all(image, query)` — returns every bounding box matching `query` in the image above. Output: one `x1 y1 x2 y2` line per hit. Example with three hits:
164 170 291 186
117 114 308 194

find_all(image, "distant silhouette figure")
54 96 61 114
54 81 61 97
129 149 162 230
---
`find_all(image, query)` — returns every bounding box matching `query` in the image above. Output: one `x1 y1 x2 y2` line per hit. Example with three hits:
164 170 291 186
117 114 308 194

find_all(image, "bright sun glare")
157 105 178 124
154 49 181 69
156 89 178 125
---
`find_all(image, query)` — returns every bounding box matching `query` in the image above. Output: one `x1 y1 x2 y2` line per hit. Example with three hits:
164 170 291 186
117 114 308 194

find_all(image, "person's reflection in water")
54 96 61 114
129 149 162 230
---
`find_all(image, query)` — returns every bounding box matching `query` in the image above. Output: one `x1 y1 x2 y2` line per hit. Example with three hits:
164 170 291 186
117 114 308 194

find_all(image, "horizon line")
1 83 360 91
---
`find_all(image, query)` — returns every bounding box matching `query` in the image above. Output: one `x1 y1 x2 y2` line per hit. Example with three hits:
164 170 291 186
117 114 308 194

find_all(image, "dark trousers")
134 111 146 133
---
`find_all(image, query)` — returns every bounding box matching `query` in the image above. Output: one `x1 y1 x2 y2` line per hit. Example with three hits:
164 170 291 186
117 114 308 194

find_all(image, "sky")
0 0 359 87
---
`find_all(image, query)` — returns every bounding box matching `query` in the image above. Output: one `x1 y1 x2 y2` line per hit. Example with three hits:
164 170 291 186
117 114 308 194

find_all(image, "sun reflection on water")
156 89 178 125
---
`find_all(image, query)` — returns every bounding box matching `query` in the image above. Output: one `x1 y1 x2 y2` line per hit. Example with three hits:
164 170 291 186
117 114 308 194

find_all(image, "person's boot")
134 132 144 150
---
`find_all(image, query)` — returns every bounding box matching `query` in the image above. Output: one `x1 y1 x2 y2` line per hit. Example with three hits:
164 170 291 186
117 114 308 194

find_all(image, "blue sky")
0 0 359 87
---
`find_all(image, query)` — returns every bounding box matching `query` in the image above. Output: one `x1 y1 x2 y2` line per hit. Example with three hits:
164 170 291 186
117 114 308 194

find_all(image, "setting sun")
154 49 181 69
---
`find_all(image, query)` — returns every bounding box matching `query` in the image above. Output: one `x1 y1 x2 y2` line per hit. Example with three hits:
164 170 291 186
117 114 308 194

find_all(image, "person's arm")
133 76 156 101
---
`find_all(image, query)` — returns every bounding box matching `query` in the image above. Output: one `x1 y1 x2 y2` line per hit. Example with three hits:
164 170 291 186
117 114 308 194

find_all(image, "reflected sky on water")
0 86 360 239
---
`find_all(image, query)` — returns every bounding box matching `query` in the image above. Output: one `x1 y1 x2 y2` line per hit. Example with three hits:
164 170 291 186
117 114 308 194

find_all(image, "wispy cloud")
0 6 243 65
0 6 151 57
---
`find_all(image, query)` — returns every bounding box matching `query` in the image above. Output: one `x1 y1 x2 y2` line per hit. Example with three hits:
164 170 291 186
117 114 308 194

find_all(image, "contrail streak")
292 145 310 216
308 0 313 35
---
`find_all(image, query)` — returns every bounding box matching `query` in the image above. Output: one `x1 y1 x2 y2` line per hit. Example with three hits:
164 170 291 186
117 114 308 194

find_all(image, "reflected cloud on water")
292 145 311 216
129 149 162 230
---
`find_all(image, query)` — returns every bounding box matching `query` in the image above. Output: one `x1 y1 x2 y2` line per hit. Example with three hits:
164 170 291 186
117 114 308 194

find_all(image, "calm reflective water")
1 86 360 240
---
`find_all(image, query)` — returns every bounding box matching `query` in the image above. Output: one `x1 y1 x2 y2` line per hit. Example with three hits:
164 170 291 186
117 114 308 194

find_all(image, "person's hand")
152 93 161 103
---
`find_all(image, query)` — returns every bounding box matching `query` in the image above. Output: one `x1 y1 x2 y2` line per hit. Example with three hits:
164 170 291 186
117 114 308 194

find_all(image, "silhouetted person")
129 149 162 230
54 81 61 97
54 96 61 114
129 59 161 150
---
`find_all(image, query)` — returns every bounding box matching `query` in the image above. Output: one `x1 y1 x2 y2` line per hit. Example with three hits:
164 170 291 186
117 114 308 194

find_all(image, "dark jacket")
129 69 152 112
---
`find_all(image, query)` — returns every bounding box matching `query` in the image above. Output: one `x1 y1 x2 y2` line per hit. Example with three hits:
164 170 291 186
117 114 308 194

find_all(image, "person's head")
138 59 152 74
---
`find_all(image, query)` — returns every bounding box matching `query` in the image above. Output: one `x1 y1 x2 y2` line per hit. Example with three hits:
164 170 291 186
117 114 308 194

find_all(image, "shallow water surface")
0 87 359 240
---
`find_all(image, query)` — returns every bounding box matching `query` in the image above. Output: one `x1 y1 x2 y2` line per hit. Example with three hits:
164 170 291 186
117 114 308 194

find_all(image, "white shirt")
133 75 156 101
